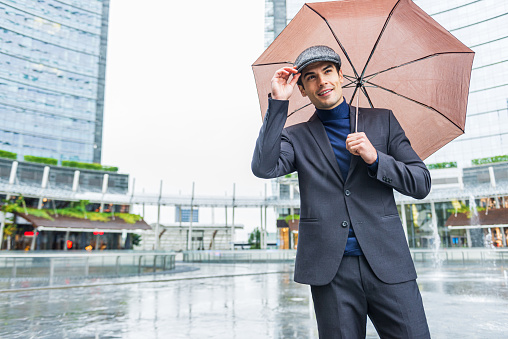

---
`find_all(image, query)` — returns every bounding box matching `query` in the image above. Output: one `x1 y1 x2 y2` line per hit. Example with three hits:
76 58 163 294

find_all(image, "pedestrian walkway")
1 262 507 338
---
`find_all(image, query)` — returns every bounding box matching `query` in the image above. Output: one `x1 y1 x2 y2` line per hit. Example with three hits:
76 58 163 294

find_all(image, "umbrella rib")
360 0 402 80
348 87 359 106
252 61 293 67
360 86 374 108
366 81 465 132
287 103 312 118
306 4 360 79
363 51 475 81
343 78 356 88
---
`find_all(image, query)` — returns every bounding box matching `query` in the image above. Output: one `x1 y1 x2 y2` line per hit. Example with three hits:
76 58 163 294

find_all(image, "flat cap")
294 45 342 73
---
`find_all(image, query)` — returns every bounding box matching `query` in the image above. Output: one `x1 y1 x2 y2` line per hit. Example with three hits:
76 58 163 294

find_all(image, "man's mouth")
318 89 333 96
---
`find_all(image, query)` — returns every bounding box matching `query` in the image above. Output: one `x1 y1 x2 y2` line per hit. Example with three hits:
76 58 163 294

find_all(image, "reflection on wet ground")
1 262 507 338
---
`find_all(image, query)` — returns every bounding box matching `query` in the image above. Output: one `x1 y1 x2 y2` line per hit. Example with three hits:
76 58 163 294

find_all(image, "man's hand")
271 67 301 101
346 132 378 165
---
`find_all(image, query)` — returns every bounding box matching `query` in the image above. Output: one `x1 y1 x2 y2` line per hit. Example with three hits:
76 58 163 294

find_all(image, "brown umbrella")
252 0 474 160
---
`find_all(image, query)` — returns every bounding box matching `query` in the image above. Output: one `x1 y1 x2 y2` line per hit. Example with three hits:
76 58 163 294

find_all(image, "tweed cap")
294 45 342 73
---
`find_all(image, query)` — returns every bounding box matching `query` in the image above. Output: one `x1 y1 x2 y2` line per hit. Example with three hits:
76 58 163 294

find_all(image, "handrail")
0 250 173 259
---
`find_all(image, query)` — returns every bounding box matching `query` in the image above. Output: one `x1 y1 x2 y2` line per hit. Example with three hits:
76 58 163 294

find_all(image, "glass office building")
0 0 110 164
264 0 508 248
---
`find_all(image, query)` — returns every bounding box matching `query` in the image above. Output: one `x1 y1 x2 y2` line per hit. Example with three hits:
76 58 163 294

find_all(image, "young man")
252 46 431 338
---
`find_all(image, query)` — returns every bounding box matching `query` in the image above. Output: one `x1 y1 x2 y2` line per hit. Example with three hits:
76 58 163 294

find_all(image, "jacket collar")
308 113 345 182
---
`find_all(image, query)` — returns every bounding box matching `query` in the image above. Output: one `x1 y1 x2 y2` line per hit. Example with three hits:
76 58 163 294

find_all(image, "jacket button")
345 189 351 196
341 221 349 228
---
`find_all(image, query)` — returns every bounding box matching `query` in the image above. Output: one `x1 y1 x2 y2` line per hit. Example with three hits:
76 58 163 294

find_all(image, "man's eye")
307 75 315 80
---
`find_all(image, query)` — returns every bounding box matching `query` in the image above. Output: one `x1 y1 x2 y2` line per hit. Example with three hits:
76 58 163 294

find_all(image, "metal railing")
411 248 508 265
183 248 508 265
0 251 176 283
183 249 297 263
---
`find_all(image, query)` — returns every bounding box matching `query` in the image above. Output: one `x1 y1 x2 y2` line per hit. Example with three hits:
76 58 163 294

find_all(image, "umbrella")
252 0 474 160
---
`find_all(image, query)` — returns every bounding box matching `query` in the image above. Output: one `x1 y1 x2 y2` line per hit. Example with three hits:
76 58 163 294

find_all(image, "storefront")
446 207 508 248
3 213 151 251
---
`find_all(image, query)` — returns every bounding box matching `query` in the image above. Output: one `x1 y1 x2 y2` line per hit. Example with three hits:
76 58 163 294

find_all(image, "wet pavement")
1 262 507 338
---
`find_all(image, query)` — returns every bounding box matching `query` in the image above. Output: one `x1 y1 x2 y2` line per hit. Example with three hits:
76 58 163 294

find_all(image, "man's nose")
317 74 327 86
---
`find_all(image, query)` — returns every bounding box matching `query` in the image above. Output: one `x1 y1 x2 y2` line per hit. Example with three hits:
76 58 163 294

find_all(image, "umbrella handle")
355 91 359 133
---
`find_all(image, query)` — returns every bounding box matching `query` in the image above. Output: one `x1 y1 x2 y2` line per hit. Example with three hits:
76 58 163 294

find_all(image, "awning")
17 213 152 233
446 208 508 229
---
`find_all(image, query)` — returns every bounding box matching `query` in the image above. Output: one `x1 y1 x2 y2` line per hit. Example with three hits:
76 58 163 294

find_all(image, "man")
252 46 431 338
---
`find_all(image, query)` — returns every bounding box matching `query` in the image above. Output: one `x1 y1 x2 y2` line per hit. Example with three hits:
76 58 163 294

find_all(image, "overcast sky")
103 0 267 198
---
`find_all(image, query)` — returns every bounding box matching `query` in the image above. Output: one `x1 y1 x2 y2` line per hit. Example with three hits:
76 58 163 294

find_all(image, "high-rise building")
0 0 110 164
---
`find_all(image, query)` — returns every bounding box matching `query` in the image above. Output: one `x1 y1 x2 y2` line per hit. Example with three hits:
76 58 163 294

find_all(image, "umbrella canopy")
252 0 474 160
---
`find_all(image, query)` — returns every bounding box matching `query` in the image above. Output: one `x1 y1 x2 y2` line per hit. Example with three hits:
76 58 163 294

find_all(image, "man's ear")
298 84 307 97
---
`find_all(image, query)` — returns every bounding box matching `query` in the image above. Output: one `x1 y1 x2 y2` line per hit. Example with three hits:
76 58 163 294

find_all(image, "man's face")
298 61 344 110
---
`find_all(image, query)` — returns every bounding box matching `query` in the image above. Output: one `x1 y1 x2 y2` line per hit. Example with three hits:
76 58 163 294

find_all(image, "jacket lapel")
347 105 362 180
307 113 344 182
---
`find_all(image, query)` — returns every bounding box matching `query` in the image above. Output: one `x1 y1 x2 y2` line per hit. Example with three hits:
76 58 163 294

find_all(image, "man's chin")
315 100 340 110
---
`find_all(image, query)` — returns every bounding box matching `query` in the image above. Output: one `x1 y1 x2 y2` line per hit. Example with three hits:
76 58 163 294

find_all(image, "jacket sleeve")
251 98 296 179
373 111 431 199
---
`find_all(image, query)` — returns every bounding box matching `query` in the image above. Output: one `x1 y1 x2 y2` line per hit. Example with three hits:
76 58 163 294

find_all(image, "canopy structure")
17 213 152 233
446 208 508 229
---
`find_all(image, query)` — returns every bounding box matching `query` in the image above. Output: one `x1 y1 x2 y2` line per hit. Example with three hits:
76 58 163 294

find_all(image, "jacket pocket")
299 217 318 222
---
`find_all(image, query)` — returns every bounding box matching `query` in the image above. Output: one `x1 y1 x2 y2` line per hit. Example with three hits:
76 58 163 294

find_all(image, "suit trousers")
310 256 430 339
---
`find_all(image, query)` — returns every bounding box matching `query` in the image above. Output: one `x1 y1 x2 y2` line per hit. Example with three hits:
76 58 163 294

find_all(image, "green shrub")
471 155 508 165
24 155 58 166
4 204 54 220
62 160 118 172
2 199 141 225
132 234 141 246
116 213 141 224
284 214 300 223
426 162 457 169
248 227 261 249
0 150 17 160
102 166 119 172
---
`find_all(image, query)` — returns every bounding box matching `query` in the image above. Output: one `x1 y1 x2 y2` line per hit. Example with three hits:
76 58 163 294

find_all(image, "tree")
248 227 261 249
132 234 141 246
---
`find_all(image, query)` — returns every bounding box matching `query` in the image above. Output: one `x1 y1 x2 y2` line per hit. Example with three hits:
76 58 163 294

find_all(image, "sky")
102 1 270 239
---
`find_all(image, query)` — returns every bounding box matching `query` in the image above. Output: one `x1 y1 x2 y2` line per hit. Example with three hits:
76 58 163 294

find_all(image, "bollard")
49 258 55 285
116 256 120 276
85 257 89 276
11 258 16 279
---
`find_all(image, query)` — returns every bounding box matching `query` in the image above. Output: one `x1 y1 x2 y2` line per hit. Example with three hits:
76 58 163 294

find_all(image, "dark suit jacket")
252 99 431 286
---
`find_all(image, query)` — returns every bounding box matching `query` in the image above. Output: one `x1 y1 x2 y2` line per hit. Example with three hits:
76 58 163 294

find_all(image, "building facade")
264 0 508 249
138 224 244 252
0 157 128 194
0 0 110 164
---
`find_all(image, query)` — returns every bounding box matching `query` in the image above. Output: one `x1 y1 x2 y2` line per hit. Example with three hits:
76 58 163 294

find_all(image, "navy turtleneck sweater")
316 99 377 257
